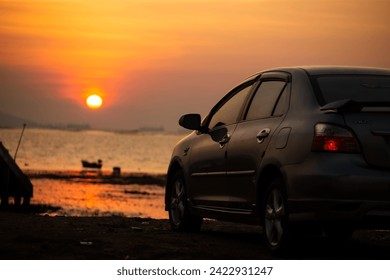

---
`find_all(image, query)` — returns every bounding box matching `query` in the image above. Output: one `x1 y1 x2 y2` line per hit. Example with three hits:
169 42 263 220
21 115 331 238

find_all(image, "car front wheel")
168 171 202 232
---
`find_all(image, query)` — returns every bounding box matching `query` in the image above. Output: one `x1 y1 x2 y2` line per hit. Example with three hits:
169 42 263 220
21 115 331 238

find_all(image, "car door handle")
256 128 270 143
219 133 231 147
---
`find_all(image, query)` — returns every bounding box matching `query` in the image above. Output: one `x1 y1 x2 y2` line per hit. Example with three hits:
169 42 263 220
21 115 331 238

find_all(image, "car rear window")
312 75 390 105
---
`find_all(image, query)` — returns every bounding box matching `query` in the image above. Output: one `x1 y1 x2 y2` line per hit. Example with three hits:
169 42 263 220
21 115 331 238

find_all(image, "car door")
188 80 256 210
225 72 291 211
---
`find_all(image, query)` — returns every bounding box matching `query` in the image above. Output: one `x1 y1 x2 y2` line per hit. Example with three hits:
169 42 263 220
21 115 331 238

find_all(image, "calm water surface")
0 128 185 218
0 128 184 173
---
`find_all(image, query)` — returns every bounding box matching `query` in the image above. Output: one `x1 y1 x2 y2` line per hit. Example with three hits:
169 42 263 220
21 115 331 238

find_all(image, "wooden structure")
0 142 33 207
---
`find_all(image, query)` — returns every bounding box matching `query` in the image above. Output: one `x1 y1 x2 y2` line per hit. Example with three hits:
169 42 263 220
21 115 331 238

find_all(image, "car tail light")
312 123 361 153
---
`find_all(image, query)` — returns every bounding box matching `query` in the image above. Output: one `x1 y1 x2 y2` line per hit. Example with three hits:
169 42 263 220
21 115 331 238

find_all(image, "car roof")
260 66 390 76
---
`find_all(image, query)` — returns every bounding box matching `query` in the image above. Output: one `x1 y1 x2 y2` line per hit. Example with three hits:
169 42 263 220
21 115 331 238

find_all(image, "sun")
86 94 103 109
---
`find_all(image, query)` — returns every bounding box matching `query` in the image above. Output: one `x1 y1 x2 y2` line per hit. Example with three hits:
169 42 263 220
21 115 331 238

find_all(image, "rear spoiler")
321 99 390 113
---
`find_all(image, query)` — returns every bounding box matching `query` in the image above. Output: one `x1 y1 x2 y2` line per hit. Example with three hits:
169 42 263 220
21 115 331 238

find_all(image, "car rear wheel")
262 177 289 253
169 171 202 232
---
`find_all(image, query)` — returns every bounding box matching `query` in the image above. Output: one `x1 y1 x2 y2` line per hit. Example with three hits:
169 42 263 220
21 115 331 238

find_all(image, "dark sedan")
165 66 390 252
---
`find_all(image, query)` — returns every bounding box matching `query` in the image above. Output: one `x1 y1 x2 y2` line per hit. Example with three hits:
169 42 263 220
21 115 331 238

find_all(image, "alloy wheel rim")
170 178 185 226
265 188 285 247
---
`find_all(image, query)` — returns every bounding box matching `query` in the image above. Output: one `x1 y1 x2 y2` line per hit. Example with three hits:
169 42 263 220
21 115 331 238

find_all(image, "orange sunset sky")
1 0 389 131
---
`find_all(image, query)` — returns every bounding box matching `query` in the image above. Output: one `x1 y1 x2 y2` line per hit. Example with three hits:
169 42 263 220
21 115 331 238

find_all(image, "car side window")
208 84 253 129
245 81 286 120
273 84 290 116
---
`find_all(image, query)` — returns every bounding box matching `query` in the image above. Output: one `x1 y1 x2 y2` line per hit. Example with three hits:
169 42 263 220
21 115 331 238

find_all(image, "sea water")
0 128 186 217
0 128 184 173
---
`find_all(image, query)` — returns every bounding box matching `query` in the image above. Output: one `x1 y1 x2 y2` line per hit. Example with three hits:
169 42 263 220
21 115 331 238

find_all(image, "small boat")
81 159 102 169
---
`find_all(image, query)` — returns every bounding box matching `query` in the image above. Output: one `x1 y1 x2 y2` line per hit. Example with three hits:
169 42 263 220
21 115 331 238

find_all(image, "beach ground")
1 170 389 260
1 209 390 260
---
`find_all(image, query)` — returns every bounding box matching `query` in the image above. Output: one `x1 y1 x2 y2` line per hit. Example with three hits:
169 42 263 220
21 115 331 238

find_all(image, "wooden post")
14 123 26 160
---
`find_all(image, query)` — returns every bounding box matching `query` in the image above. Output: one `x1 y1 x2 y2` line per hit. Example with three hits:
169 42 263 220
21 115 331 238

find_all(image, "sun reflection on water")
31 179 167 219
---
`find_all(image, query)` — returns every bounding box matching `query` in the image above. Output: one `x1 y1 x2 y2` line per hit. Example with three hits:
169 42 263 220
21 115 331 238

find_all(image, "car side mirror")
178 114 202 130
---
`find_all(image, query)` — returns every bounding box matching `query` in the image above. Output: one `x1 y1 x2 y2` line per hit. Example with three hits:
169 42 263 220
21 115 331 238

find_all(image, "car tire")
168 170 202 232
262 177 290 253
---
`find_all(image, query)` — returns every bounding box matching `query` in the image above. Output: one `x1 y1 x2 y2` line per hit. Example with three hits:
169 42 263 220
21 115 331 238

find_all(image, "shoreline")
25 169 167 186
23 169 167 218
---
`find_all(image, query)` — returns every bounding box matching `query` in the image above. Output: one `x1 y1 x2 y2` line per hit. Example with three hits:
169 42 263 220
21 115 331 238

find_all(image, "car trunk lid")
322 100 390 169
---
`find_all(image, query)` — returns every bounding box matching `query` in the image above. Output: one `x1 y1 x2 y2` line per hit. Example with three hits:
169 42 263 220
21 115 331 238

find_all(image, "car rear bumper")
283 153 390 226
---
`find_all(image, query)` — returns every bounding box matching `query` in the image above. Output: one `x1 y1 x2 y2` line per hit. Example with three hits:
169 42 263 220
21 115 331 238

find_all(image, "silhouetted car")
165 66 390 252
